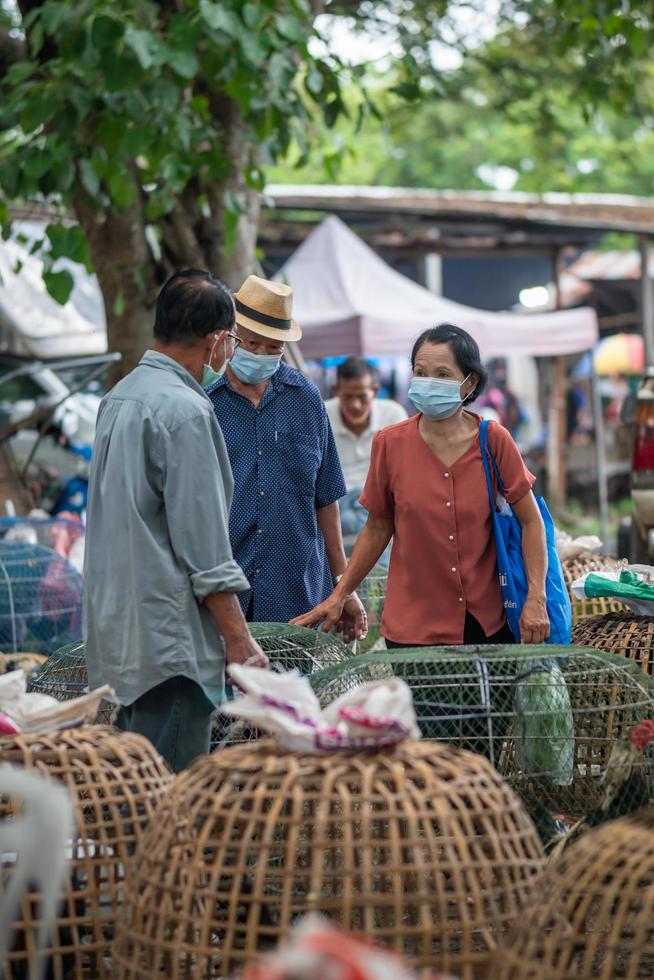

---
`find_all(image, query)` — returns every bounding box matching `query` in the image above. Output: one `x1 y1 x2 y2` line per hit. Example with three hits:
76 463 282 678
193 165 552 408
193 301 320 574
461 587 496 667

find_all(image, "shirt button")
258 450 263 456
259 490 265 496
254 568 261 575
257 528 263 535
444 471 450 478
458 597 464 603
449 534 454 541
446 502 451 508
451 567 457 573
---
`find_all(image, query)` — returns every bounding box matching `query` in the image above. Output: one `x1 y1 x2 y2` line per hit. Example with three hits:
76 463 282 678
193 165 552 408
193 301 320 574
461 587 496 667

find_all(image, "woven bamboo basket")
211 622 351 750
572 612 654 677
493 806 654 979
561 552 626 624
309 646 654 826
0 726 172 979
112 739 545 980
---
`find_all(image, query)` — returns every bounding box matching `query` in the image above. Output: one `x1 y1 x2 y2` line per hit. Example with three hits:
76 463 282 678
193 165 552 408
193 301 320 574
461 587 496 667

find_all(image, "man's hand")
225 635 268 668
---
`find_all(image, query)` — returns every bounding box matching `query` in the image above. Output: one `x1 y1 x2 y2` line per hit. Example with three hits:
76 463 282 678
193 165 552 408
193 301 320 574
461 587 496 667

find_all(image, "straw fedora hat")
233 275 302 343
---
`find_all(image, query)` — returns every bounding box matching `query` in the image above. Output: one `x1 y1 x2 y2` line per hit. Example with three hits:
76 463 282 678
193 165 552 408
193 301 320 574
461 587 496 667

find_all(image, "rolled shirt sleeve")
161 414 250 600
360 431 394 520
488 421 536 504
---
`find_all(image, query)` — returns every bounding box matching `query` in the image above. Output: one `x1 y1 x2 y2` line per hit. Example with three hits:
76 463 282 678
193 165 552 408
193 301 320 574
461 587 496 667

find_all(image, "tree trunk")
72 93 261 385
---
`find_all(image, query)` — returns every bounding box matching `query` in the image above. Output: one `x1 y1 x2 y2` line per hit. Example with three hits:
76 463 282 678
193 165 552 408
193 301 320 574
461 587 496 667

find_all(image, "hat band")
235 298 291 330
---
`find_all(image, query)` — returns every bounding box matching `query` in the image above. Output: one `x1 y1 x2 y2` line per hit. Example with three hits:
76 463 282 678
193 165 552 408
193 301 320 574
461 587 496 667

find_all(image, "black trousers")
384 612 515 761
115 676 214 774
384 612 515 649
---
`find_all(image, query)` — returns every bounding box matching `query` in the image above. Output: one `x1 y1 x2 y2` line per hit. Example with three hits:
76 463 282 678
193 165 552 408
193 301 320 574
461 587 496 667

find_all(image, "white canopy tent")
277 215 598 360
0 221 106 359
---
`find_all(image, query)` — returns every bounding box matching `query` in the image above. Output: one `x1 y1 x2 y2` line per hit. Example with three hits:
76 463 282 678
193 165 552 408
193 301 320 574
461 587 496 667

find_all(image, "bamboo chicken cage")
309 646 654 827
0 726 172 979
112 739 545 980
572 612 654 678
492 806 654 979
561 552 626 624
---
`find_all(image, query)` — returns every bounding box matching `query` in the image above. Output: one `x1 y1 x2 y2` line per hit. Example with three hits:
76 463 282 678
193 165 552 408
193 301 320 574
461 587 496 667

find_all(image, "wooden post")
546 249 567 512
640 235 654 366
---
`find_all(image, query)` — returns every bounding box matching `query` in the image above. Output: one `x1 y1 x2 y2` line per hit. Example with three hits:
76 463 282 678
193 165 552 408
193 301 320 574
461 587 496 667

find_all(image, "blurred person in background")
325 356 406 556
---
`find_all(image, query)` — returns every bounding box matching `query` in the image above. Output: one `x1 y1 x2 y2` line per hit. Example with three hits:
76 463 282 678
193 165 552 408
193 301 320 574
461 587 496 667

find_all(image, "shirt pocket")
277 431 320 496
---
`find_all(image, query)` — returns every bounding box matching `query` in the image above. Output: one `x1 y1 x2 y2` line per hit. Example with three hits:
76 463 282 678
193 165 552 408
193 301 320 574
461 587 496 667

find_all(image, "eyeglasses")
231 331 285 357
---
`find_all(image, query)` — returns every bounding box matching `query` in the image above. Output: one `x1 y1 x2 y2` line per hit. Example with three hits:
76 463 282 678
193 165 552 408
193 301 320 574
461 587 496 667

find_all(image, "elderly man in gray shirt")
84 269 267 772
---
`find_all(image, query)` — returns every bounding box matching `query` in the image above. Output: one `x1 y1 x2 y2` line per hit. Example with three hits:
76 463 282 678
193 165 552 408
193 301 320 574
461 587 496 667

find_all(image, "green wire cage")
27 640 115 723
308 644 654 833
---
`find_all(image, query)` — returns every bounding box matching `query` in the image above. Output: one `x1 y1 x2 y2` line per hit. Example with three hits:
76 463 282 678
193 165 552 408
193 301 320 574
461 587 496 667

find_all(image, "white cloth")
325 397 407 491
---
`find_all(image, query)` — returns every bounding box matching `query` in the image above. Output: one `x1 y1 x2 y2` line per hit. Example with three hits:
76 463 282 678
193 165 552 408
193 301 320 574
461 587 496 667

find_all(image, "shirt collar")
140 350 207 397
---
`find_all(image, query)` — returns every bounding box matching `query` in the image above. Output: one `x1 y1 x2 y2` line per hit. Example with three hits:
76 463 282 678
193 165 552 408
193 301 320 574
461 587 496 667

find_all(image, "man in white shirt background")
325 357 407 556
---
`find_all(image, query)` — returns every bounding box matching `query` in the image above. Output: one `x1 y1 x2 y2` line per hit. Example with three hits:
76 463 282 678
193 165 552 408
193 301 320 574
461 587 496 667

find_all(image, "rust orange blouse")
360 412 535 645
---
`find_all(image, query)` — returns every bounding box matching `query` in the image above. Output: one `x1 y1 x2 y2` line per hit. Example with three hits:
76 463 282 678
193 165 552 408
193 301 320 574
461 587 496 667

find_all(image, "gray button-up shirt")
83 350 249 707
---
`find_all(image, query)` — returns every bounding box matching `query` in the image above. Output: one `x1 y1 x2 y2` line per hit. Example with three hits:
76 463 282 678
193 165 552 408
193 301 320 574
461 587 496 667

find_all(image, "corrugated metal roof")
265 185 654 235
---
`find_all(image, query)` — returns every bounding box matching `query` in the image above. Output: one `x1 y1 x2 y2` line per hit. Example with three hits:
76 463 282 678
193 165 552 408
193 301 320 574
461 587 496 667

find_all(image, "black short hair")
411 324 488 404
336 356 380 386
154 269 235 344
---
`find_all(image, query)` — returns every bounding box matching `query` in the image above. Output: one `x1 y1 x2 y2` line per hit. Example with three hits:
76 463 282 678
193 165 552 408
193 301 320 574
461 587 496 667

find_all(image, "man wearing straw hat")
84 269 267 772
207 275 366 640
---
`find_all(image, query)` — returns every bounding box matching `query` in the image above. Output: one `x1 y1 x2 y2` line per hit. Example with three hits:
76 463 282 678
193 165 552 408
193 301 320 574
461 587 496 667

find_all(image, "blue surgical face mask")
202 336 227 389
408 374 471 420
230 345 282 384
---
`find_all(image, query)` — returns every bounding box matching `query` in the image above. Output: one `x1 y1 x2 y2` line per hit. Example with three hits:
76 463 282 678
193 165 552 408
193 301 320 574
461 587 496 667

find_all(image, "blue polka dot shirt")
208 363 346 622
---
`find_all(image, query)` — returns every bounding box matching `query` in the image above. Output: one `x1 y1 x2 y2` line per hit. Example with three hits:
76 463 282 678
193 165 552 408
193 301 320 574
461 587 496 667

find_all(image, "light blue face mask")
408 374 471 420
230 345 282 384
202 336 227 389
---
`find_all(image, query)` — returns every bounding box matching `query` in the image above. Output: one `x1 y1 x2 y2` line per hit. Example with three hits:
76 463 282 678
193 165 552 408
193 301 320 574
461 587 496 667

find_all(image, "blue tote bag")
479 420 571 644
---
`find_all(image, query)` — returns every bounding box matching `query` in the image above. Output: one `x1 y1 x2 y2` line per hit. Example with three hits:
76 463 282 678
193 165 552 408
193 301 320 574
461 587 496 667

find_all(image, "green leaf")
113 290 125 316
275 13 306 44
43 269 74 306
107 171 137 211
90 14 124 51
199 1 242 37
305 69 323 95
243 4 261 29
168 48 198 79
46 224 90 267
4 62 36 86
125 27 157 70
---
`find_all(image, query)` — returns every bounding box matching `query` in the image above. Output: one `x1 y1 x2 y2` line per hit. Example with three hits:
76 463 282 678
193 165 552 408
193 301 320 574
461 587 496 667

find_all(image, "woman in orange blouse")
292 324 550 646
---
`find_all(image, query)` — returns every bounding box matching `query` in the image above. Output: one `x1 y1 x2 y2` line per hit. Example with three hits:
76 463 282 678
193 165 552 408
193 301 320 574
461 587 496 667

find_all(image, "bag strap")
479 420 497 512
479 419 507 496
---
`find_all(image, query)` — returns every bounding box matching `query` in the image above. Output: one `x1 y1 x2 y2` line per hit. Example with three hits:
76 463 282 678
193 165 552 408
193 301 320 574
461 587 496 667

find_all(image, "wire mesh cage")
27 640 115 723
112 739 545 980
211 623 352 750
0 726 172 979
308 645 654 831
493 806 654 980
561 552 627 624
0 539 82 655
572 612 654 677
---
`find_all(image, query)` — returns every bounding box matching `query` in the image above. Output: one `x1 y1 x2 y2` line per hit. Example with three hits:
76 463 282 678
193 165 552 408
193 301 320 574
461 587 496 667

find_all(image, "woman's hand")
520 593 550 644
290 590 368 641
